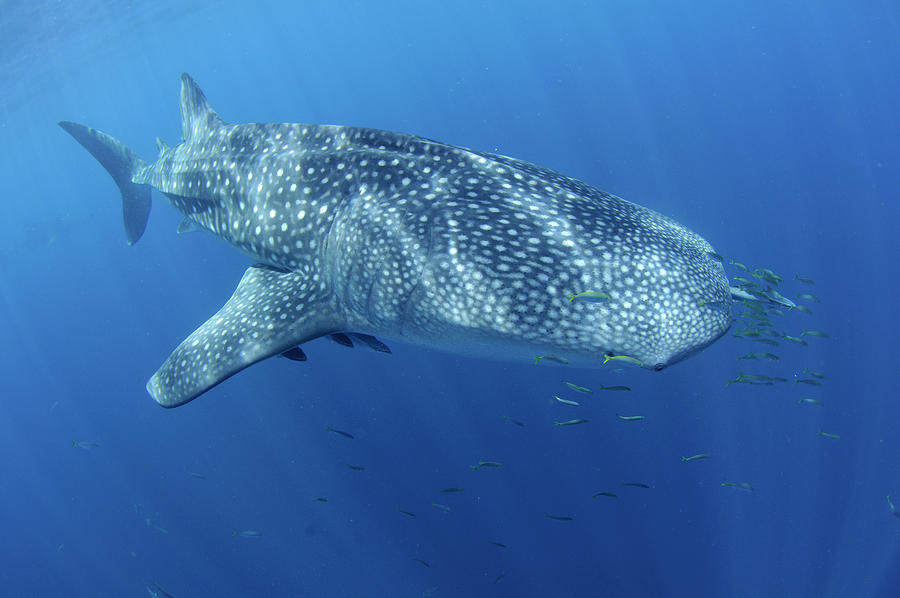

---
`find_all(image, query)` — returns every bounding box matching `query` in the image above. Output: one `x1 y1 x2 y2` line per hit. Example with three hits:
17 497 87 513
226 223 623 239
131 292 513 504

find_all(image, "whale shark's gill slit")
398 219 434 336
252 263 291 274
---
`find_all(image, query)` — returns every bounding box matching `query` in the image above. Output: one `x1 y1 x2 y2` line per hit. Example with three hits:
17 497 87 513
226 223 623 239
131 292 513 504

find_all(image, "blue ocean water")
1 0 898 596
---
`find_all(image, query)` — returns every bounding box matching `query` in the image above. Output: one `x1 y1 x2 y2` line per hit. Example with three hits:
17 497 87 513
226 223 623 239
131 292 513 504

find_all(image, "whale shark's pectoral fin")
147 265 340 408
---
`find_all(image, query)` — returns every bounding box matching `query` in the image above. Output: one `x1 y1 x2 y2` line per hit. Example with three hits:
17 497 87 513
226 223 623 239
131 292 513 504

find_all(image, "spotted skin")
61 73 732 407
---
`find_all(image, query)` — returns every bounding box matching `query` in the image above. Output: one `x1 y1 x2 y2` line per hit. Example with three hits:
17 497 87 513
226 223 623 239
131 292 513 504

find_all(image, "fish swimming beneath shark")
60 73 733 408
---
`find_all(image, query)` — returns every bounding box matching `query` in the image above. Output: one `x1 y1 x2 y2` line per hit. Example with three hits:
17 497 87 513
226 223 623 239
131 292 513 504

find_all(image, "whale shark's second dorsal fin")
179 73 226 141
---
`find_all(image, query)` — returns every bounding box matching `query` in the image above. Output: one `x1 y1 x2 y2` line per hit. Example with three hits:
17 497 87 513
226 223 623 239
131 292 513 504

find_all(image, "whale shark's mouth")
651 313 735 370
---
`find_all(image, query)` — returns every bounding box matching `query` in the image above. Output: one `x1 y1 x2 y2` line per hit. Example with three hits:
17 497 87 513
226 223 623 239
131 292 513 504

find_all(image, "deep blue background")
1 1 898 596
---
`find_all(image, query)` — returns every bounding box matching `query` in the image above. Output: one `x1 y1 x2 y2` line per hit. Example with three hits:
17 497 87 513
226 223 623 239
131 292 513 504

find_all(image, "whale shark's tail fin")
58 121 151 245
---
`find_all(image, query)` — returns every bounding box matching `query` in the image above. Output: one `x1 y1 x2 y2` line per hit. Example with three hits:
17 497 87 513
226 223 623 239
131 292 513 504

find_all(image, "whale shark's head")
577 213 734 370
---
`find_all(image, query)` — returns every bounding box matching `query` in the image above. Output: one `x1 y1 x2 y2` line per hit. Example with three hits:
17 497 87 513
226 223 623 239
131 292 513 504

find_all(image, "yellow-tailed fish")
751 338 779 346
733 330 762 338
568 291 612 303
554 395 581 406
326 426 355 439
888 496 900 518
563 381 592 393
554 418 589 427
681 454 711 462
801 329 830 339
795 378 822 386
73 440 101 449
721 481 754 492
737 352 780 361
544 513 573 521
471 461 504 470
502 416 525 427
603 354 643 366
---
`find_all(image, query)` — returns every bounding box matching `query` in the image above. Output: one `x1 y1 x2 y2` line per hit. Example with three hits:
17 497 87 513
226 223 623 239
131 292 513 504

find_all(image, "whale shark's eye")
654 363 665 371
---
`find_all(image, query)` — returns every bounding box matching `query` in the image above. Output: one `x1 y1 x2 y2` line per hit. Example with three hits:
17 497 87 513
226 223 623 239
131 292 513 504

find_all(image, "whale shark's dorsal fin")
179 73 225 141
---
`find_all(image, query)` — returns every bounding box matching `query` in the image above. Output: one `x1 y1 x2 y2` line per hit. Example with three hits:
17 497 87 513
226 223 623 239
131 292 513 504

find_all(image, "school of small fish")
725 262 832 442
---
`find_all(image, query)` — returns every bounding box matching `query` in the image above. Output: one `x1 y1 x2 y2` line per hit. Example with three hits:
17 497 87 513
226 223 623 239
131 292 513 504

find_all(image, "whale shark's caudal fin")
58 121 151 245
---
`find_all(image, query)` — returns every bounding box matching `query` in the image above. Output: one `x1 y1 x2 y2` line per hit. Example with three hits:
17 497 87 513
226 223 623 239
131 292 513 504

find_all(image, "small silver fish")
471 461 505 470
554 418 589 427
681 454 711 462
554 395 581 406
563 381 592 393
615 414 645 421
721 481 754 492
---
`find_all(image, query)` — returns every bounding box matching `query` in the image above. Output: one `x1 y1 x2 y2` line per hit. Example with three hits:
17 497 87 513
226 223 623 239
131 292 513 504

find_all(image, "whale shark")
60 73 732 408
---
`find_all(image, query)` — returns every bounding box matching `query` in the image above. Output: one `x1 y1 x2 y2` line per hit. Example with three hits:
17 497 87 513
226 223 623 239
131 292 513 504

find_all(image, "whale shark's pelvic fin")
58 121 151 245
